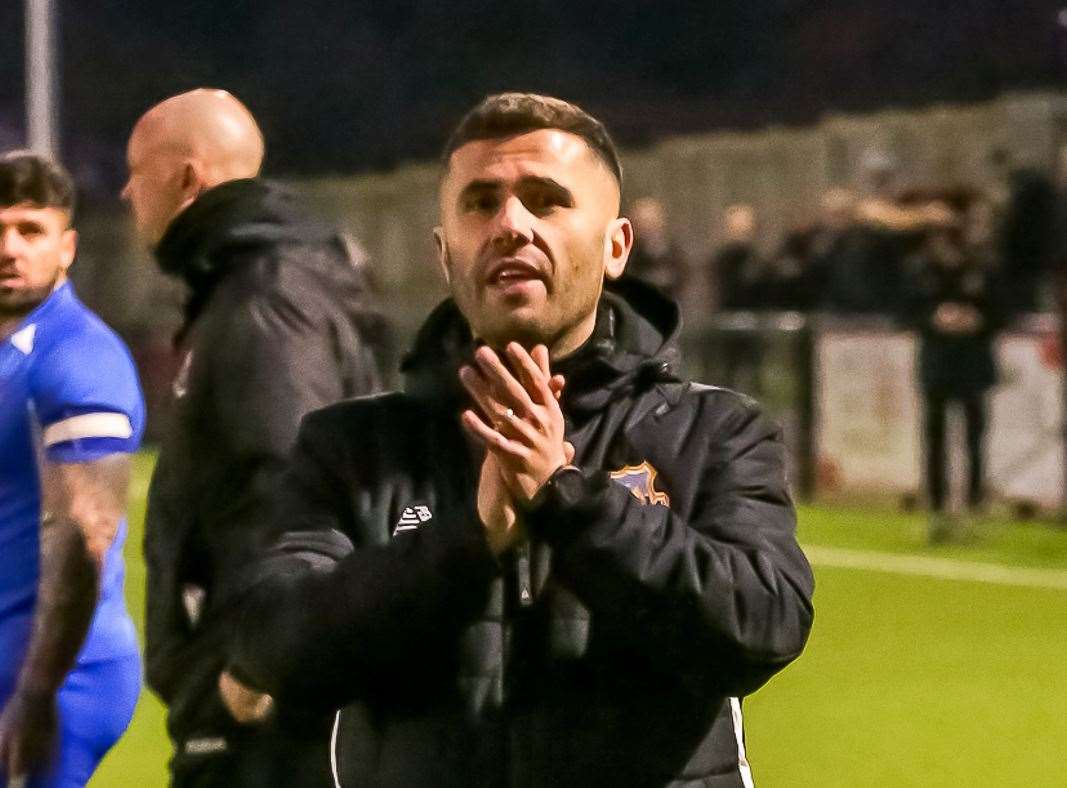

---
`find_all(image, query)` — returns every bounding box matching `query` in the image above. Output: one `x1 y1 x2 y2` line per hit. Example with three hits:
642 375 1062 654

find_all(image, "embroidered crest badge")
609 461 670 506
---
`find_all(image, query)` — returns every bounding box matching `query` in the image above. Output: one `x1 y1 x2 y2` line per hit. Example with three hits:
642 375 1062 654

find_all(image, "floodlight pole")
25 0 59 158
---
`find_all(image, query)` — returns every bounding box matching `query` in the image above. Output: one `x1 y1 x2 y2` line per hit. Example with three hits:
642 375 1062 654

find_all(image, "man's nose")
119 181 131 203
0 227 22 258
491 196 534 251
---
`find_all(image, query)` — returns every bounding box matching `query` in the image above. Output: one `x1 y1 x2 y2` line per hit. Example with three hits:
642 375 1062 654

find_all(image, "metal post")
25 0 59 158
796 316 816 500
1061 304 1067 523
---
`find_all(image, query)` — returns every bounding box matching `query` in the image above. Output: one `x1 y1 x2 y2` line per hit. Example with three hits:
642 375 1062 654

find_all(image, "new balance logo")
393 504 433 535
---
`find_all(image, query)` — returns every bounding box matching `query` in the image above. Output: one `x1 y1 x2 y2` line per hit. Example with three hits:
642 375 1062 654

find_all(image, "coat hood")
402 276 682 419
154 178 359 339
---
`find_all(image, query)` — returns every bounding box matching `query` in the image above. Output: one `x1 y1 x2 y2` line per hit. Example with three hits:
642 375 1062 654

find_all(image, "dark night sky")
1 1 1065 189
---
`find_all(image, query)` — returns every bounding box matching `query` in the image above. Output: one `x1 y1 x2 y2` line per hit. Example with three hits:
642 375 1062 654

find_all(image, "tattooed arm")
0 455 130 779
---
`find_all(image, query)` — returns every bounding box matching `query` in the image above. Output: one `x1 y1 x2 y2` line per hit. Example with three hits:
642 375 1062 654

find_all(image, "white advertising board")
988 335 1064 507
815 328 1064 509
814 331 922 493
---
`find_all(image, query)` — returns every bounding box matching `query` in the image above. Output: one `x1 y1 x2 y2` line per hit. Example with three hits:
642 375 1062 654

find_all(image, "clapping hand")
460 343 573 553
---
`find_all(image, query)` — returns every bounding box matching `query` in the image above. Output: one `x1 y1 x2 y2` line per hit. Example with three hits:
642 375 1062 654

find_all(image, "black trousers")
922 391 987 512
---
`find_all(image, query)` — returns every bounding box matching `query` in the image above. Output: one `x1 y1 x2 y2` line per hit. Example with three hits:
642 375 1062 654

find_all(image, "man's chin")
0 284 53 317
477 313 553 350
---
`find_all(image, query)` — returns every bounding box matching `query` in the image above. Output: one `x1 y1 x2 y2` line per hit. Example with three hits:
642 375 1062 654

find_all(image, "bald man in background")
124 89 381 786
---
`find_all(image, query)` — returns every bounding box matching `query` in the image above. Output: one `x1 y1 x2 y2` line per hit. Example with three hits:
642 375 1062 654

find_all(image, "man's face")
436 129 631 355
631 199 666 242
0 204 76 318
724 205 756 243
121 126 186 248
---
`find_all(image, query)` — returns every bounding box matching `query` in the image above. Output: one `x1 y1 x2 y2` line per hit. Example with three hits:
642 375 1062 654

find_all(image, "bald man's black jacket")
231 278 814 787
143 178 381 751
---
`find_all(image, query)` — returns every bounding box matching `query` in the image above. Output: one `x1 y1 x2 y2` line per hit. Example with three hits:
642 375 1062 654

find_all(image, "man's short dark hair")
0 150 75 215
443 93 622 186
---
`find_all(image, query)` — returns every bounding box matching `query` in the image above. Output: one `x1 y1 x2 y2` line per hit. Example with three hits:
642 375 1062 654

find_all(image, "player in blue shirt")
0 152 143 787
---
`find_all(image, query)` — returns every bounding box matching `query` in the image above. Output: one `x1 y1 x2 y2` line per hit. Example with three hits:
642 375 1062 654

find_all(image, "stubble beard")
475 289 599 359
481 314 554 352
444 244 547 349
0 272 62 322
445 244 601 357
454 259 607 358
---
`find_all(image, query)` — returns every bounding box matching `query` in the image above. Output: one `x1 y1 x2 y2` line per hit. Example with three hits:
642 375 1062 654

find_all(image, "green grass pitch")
90 453 1067 786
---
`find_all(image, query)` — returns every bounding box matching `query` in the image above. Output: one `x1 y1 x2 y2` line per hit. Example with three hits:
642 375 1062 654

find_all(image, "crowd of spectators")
628 150 1063 323
624 151 1064 531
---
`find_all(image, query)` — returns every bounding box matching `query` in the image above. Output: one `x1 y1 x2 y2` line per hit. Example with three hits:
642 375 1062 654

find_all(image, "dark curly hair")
0 150 75 215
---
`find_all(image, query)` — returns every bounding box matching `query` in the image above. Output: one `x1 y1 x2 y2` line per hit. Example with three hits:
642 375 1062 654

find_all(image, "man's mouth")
485 259 545 289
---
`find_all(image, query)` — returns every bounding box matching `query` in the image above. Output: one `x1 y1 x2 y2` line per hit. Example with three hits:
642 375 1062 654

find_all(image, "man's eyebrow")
521 176 575 206
518 175 572 195
459 176 573 193
458 179 502 198
456 175 576 207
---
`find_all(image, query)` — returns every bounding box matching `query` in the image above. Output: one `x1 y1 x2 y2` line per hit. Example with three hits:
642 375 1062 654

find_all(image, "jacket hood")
402 276 682 418
155 178 359 342
155 178 341 291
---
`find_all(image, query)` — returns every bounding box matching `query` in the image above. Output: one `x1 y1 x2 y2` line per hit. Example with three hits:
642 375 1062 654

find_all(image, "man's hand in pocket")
218 670 273 724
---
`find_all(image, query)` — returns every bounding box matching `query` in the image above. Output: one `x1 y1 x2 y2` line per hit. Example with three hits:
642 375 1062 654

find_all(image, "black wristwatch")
529 464 584 510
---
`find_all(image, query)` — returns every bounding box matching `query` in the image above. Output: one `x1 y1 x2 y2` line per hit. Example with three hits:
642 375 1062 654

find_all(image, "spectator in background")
816 153 954 315
710 203 766 395
123 89 381 787
626 197 687 300
1053 145 1067 287
764 223 823 312
810 185 899 314
711 203 765 311
901 213 1004 543
803 188 857 312
961 195 999 271
990 148 1056 314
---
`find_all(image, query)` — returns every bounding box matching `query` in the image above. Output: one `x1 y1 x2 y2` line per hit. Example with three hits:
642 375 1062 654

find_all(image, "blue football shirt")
0 282 144 695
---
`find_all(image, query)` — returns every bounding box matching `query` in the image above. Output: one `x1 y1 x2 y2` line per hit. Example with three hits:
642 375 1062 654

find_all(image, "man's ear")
58 228 77 271
179 160 205 203
433 226 451 285
603 217 633 281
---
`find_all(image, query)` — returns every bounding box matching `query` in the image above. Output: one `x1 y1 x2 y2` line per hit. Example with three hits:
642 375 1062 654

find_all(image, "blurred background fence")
64 89 1067 510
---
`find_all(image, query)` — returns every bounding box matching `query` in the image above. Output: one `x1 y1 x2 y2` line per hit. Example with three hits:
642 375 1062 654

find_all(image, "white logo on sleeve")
393 504 433 535
182 583 206 627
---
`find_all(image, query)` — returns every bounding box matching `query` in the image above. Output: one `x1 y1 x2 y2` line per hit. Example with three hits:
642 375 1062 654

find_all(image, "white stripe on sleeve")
730 696 755 788
42 412 133 447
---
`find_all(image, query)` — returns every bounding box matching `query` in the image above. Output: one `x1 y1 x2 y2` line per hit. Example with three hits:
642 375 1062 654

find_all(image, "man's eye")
465 195 498 213
523 190 568 214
